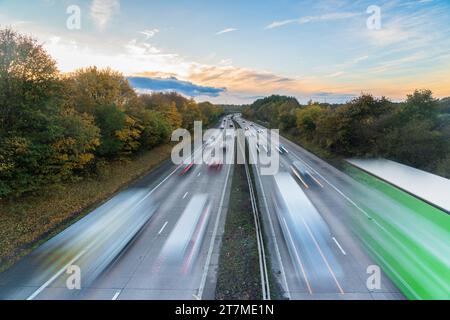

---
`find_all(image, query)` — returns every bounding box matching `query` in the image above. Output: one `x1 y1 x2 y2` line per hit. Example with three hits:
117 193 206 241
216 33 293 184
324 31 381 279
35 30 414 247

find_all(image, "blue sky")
1 0 449 103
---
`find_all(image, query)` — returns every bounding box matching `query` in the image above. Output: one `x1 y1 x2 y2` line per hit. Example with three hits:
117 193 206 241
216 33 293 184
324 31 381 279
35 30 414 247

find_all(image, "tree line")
0 29 223 198
243 91 450 178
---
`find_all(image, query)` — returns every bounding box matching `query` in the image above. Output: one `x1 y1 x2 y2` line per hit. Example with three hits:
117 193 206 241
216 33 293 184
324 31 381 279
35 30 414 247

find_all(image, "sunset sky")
1 0 449 103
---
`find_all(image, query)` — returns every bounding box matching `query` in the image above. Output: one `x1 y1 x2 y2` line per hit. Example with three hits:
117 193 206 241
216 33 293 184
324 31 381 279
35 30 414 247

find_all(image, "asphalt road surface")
0 119 235 300
236 118 404 300
0 116 406 300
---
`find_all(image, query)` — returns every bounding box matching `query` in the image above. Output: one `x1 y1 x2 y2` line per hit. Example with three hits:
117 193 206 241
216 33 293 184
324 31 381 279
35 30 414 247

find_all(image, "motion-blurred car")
156 194 211 274
276 144 289 154
292 160 308 176
208 160 223 171
272 173 341 281
180 163 194 176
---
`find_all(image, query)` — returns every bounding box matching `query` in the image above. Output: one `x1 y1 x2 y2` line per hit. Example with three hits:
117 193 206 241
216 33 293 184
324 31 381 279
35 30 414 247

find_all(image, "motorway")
0 119 235 300
0 115 410 300
235 118 404 300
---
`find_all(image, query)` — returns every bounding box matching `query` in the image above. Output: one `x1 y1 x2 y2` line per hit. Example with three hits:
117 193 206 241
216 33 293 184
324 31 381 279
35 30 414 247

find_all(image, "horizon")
1 0 449 104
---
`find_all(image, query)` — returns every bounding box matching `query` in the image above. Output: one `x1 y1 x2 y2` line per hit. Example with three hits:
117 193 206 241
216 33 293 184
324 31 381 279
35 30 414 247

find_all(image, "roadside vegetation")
243 92 450 178
215 141 261 300
0 28 223 269
0 144 171 271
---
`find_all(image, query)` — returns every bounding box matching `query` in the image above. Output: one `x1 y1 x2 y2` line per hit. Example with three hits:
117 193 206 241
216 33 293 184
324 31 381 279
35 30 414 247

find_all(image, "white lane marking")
297 212 345 294
332 237 347 256
282 216 313 294
198 152 234 299
284 142 373 219
112 290 122 300
25 129 222 301
268 127 416 293
27 250 86 300
158 221 169 235
182 192 189 199
238 134 270 300
197 172 201 177
132 144 205 209
237 121 291 300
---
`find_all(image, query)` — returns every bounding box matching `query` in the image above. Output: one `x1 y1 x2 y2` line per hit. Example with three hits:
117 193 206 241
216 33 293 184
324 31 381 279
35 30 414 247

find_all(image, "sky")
1 0 449 104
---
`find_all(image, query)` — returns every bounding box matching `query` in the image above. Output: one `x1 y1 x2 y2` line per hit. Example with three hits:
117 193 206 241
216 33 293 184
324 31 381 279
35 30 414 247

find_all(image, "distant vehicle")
257 129 264 134
230 124 234 128
220 125 225 130
208 160 223 171
291 160 323 188
291 161 310 188
292 161 308 176
250 124 255 127
180 163 194 176
276 144 289 154
245 127 249 131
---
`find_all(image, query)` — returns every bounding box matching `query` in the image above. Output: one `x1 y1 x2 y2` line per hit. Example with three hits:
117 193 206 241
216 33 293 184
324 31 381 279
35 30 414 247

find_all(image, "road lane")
0 119 235 300
237 118 404 300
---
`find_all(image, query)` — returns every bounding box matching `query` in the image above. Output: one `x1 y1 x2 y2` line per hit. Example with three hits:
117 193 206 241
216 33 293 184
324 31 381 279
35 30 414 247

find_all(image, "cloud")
353 55 369 63
264 19 296 30
326 71 345 78
140 29 159 39
311 92 357 102
36 23 449 104
265 12 360 29
215 28 237 35
127 76 226 97
90 0 120 29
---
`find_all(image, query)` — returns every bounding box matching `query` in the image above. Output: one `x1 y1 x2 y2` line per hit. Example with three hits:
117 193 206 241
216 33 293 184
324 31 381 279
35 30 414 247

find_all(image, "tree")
198 101 222 127
402 89 439 121
163 102 182 130
93 104 127 157
381 119 446 169
65 67 139 114
315 95 393 156
0 28 65 196
296 104 325 139
115 115 143 155
138 110 172 148
51 109 101 178
0 28 61 133
181 100 202 131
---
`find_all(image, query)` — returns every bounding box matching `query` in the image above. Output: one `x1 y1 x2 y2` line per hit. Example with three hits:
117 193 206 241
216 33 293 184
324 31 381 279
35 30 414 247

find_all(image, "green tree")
402 89 439 121
138 110 172 148
51 109 101 178
296 104 326 139
0 28 72 197
381 119 445 169
93 104 127 157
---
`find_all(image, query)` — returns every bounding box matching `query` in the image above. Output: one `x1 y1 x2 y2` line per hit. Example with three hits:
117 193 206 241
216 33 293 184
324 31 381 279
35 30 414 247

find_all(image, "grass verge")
0 144 173 272
215 157 262 299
